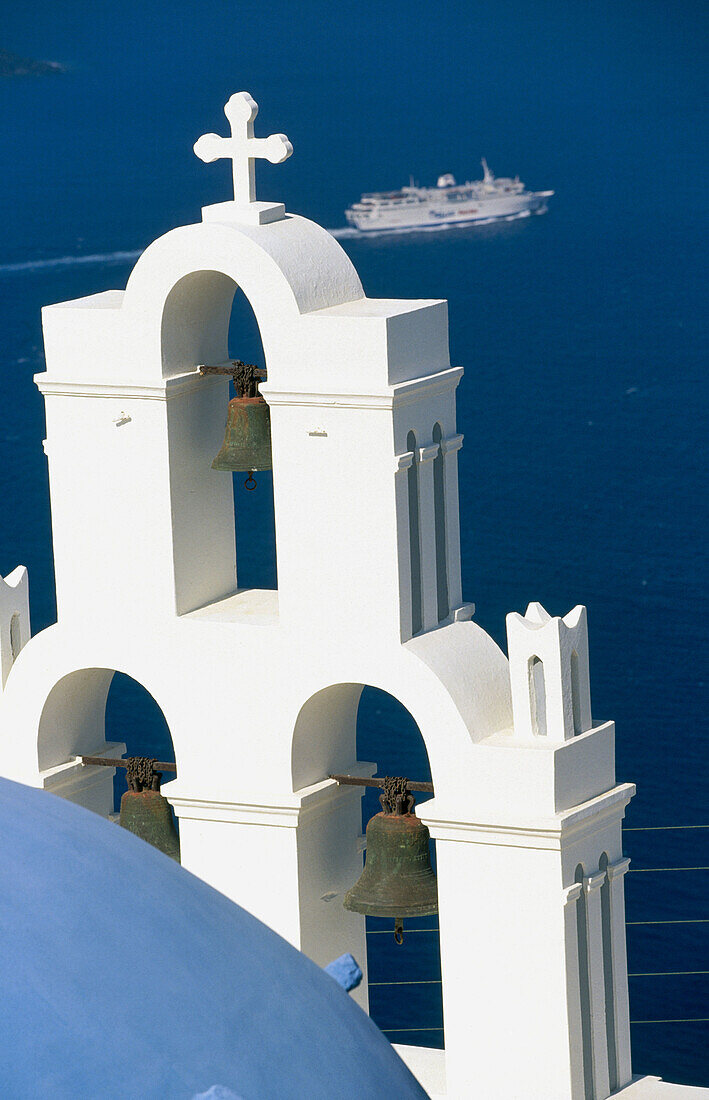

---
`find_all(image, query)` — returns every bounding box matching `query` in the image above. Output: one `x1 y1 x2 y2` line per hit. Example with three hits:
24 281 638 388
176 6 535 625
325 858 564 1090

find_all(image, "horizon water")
1 0 707 1088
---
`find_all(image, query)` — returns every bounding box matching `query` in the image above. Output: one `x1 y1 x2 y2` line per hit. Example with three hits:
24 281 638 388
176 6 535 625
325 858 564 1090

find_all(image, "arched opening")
570 649 582 735
431 424 449 623
599 852 618 1091
38 668 115 774
407 431 423 636
160 270 278 600
291 683 443 1051
528 655 547 736
160 269 237 374
575 863 594 1100
104 673 177 820
356 687 442 1049
38 668 178 844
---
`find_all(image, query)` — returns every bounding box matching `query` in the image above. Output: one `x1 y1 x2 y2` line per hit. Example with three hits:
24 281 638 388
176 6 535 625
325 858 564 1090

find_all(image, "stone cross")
194 92 293 209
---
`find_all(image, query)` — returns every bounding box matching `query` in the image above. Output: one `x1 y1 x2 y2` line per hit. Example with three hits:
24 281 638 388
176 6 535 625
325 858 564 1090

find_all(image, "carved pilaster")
562 883 587 1100
439 433 463 610
585 870 611 1099
605 857 632 1089
417 443 439 631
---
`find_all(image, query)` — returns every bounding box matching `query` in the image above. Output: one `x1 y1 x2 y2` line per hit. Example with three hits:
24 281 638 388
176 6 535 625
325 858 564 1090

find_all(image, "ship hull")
347 191 552 233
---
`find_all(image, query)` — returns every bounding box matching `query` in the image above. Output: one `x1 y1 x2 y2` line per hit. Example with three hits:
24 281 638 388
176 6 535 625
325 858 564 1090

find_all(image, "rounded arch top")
290 621 512 800
121 214 364 381
36 665 178 773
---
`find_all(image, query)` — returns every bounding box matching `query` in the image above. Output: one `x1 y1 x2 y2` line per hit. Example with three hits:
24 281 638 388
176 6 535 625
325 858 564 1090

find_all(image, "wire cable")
626 918 709 925
380 1027 444 1034
369 979 442 986
366 927 439 934
370 972 709 985
629 866 709 873
630 1018 709 1024
629 971 709 977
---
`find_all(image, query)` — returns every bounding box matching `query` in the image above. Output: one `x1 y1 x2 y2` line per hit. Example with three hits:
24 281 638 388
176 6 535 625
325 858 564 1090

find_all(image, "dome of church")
0 778 427 1099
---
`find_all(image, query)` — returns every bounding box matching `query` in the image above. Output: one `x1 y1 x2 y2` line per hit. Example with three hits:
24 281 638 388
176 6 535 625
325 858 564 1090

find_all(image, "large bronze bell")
119 757 180 862
344 777 438 944
201 360 271 489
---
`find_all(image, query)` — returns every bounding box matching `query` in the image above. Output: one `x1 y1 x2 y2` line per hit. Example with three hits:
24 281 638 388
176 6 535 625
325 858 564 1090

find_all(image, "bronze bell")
119 757 180 862
344 777 438 944
201 360 271 489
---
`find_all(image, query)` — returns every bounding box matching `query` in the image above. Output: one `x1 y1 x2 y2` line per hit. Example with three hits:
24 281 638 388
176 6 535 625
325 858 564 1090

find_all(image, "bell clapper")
244 471 257 491
394 918 404 946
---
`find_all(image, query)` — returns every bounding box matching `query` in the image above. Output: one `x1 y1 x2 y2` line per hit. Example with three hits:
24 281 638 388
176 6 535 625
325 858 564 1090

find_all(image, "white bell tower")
0 93 637 1099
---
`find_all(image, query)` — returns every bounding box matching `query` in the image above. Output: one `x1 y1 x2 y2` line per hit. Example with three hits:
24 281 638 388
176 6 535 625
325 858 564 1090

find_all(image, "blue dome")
0 778 428 1099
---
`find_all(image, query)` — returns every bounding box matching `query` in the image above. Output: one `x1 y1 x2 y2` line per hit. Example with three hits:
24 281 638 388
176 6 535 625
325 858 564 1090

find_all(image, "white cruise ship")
345 159 553 233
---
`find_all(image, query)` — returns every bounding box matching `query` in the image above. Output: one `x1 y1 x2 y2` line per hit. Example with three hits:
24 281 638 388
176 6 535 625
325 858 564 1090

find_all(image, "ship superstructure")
345 159 553 233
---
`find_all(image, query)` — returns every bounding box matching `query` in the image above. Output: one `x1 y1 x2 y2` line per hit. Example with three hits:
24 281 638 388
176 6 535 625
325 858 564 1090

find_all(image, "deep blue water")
1 0 708 1087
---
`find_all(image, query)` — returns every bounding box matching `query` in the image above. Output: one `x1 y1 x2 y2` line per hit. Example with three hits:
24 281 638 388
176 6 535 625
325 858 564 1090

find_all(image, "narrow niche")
432 424 449 622
528 655 547 736
571 650 583 735
406 430 423 635
9 613 21 662
575 864 594 1100
226 289 277 591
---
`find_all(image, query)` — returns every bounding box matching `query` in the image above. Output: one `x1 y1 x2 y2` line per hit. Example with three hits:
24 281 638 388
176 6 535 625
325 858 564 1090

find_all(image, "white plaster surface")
390 1055 709 1100
394 1045 446 1098
0 92 656 1099
616 1078 709 1098
0 566 29 688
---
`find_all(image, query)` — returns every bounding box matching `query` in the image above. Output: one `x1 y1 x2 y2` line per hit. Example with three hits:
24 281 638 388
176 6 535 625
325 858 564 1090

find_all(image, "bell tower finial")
194 92 293 225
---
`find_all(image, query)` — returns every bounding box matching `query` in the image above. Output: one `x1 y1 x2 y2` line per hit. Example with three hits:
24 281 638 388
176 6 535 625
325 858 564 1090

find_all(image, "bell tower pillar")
166 772 373 1013
418 603 634 1100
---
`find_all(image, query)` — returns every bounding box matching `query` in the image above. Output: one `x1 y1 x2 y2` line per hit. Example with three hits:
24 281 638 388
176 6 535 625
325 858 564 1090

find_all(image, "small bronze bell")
201 360 271 489
344 777 438 944
119 757 180 862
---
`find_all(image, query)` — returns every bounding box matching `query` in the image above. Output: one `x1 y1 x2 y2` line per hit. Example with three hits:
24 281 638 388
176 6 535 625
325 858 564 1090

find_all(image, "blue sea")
1 0 707 1088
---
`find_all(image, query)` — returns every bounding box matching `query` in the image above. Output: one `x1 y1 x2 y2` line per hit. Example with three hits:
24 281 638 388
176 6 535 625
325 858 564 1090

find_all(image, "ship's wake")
0 207 546 276
0 249 142 276
326 227 361 239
